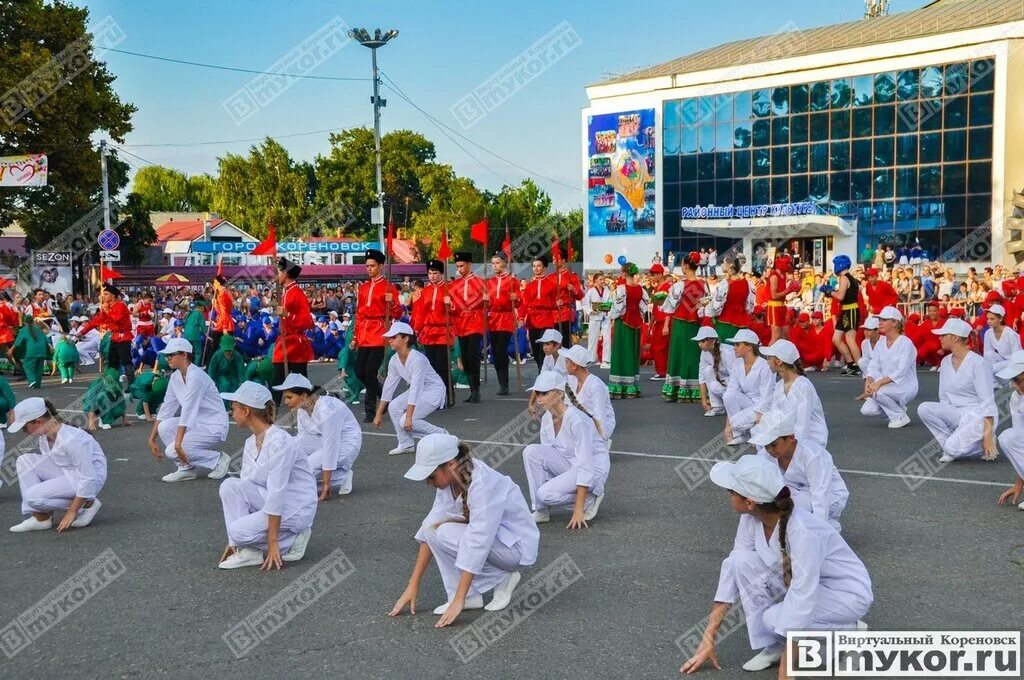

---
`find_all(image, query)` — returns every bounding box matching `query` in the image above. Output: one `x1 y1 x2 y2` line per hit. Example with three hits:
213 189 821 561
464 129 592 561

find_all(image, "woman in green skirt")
608 262 649 399
660 252 708 402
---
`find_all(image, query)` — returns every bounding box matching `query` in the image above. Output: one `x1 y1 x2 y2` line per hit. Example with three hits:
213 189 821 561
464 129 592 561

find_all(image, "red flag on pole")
100 265 122 281
252 224 277 256
502 225 512 261
437 230 452 260
470 217 489 245
552 235 562 262
566 238 575 263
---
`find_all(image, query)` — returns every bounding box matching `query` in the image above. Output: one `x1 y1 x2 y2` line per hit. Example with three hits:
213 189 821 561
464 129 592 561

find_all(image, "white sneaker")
485 572 522 611
282 528 311 562
162 468 198 482
805 366 817 372
336 471 353 495
1017 501 1024 511
703 408 724 417
742 646 784 672
432 595 484 615
99 423 111 430
60 378 68 384
726 436 747 446
599 363 610 369
649 374 665 381
939 454 955 463
10 516 52 533
70 499 101 528
218 547 264 570
583 494 603 521
207 452 231 480
929 365 938 372
887 414 911 429
388 446 415 456
532 510 550 524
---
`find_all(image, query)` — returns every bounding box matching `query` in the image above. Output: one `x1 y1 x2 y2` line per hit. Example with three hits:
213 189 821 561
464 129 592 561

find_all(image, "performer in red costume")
450 252 487 403
749 304 772 346
272 258 314 404
765 254 798 342
135 291 156 337
648 263 672 380
0 291 20 360
353 249 403 422
522 255 558 372
863 268 899 314
79 284 135 387
209 274 236 364
488 251 522 396
791 312 831 370
413 259 455 402
553 252 583 349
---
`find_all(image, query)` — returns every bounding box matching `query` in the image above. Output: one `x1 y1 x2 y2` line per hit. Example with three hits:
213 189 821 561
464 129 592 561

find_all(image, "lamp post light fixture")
348 27 399 250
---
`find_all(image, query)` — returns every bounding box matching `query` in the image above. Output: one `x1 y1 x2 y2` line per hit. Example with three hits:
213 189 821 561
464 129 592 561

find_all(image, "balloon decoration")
603 254 613 264
617 255 627 266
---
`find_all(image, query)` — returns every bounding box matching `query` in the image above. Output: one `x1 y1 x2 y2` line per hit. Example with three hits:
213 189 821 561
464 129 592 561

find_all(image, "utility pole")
100 139 110 231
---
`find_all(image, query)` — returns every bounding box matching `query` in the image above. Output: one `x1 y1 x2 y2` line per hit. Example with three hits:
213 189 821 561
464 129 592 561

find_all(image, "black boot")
465 389 481 403
497 384 509 396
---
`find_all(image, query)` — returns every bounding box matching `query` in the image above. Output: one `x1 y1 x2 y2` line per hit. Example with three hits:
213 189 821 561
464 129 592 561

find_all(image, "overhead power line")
106 47 370 81
119 127 351 148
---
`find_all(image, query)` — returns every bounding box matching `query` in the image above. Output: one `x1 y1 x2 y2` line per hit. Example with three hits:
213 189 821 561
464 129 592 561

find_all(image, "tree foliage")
116 192 156 266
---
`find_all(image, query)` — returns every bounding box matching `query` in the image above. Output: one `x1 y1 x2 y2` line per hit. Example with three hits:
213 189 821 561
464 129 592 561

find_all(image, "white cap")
526 370 567 393
220 381 273 408
760 339 799 365
328 310 338 316
558 345 590 367
404 433 460 481
860 316 880 330
710 454 786 503
273 373 314 392
158 337 194 354
988 303 1006 318
161 308 174 314
259 307 272 314
748 409 797 447
693 326 719 342
536 328 563 344
9 397 49 433
725 328 761 346
383 320 415 337
996 352 1024 379
877 306 903 322
931 318 972 338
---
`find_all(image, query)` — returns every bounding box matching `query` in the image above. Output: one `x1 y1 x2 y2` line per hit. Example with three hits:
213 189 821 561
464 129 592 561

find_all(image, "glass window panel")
895 200 917 223
943 129 967 162
715 180 732 205
715 152 733 179
944 63 969 97
831 172 851 201
664 159 681 186
919 99 944 131
830 110 851 139
771 87 790 116
700 125 716 152
970 59 995 92
790 145 808 173
753 178 770 204
874 105 895 135
873 137 895 167
771 176 789 203
772 146 789 175
790 174 809 202
968 161 990 194
810 112 829 142
680 182 697 206
810 81 830 111
940 230 966 259
753 148 771 176
852 108 873 137
851 170 872 200
851 139 872 169
920 66 944 98
662 183 679 211
874 73 897 103
944 196 967 229
790 114 808 144
663 127 680 156
698 153 715 180
752 89 772 118
896 102 919 133
969 92 994 127
790 84 809 114
664 101 681 128
680 155 698 181
873 169 894 198
919 166 941 195
715 94 733 121
733 120 752 149
810 143 830 172
810 173 829 201
853 74 874 106
699 97 717 126
753 119 770 147
943 163 966 195
734 150 752 178
966 195 990 227
697 181 715 205
680 126 698 154
943 96 968 129
896 135 918 166
734 180 752 205
771 117 790 145
896 167 917 198
897 69 920 101
716 123 734 150
968 127 992 160
831 78 852 108
680 99 699 128
733 91 753 120
830 141 850 171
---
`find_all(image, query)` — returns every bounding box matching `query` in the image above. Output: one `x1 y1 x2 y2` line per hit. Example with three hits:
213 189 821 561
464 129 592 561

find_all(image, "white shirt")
762 441 848 521
867 334 919 394
156 364 229 438
240 425 317 521
539 406 610 496
36 424 107 499
699 344 736 386
706 278 754 319
610 283 650 320
381 349 446 407
858 337 879 376
414 458 539 574
570 372 616 439
983 326 1020 372
726 356 775 407
296 395 361 472
542 352 568 376
937 351 998 419
1009 391 1024 430
759 376 829 448
582 286 613 320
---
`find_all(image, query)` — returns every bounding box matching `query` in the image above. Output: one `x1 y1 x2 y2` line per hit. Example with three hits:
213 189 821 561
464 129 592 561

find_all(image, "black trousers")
458 334 483 391
422 343 451 398
528 328 549 371
557 320 574 349
490 331 512 387
355 346 385 414
108 341 135 386
271 361 307 405
205 330 223 366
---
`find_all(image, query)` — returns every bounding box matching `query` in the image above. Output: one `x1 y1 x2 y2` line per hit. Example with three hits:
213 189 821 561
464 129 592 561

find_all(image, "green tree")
486 179 555 261
131 166 190 211
116 192 156 266
186 173 215 212
411 166 486 261
0 0 136 247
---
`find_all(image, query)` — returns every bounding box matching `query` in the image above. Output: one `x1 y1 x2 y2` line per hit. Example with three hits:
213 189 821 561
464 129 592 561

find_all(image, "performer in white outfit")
756 340 828 448
582 273 613 367
995 352 1024 510
374 321 449 456
749 409 848 531
9 398 107 532
860 307 919 429
147 338 231 482
560 345 616 441
73 322 101 367
680 455 872 676
522 370 610 528
217 382 317 570
917 318 998 463
722 329 774 446
857 316 880 376
389 433 539 626
276 373 361 500
982 303 1020 385
695 326 735 417
528 328 567 416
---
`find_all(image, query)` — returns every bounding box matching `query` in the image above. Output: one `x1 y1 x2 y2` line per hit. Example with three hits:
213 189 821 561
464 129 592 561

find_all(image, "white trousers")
587 315 611 364
388 393 448 449
522 443 599 511
422 522 522 600
158 418 224 471
295 432 360 489
860 383 917 422
219 478 311 553
17 453 107 517
917 402 991 459
700 366 727 410
717 549 868 650
997 428 1024 480
724 389 757 436
791 490 847 533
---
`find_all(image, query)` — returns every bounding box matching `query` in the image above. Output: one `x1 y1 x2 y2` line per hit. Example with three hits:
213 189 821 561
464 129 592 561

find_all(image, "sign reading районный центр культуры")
681 201 817 220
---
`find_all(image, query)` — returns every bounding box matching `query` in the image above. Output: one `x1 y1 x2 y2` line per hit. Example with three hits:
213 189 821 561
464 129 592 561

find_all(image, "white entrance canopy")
679 214 856 239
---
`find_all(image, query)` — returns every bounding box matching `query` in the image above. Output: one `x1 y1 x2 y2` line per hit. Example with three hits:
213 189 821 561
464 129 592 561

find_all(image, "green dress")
609 283 647 399
245 341 275 386
184 310 207 356
13 324 48 388
450 337 468 387
55 339 80 380
130 369 168 417
0 376 15 422
335 339 363 401
99 331 112 366
209 348 246 394
83 368 127 425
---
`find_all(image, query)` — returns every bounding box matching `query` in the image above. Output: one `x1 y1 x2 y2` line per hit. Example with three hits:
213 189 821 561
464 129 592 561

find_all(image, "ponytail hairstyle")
779 358 806 377
756 487 795 587
43 398 63 424
453 441 474 522
709 339 723 383
250 399 277 425
564 383 606 439
286 384 328 411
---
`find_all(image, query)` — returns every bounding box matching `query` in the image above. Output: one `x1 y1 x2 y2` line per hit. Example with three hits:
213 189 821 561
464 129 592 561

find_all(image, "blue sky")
81 0 932 210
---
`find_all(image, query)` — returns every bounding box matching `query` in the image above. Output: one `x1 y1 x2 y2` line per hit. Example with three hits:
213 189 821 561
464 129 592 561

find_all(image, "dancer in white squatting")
995 351 1024 511
528 328 568 416
756 339 828 448
857 316 880 376
9 398 107 532
749 409 848 532
275 372 361 500
148 338 231 482
522 370 610 528
860 306 919 429
680 455 872 676
374 321 449 456
695 326 735 418
582 273 613 367
917 318 999 463
389 433 539 627
722 328 774 446
983 303 1019 386
217 382 317 570
560 344 616 441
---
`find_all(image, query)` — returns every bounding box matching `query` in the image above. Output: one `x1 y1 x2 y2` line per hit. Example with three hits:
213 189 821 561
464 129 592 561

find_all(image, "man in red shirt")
488 251 521 396
353 249 402 421
522 255 558 371
209 275 236 365
648 264 672 380
272 258 314 402
450 252 487 403
78 284 135 387
414 259 455 404
0 291 19 362
863 268 899 314
553 253 583 349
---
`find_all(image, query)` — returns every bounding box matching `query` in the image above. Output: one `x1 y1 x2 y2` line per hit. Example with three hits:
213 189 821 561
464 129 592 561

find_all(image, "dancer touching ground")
860 307 919 429
560 344 616 442
680 455 872 677
756 340 828 448
389 433 539 626
276 373 361 500
695 326 735 418
996 352 1024 510
982 303 1019 385
722 329 774 446
217 382 317 570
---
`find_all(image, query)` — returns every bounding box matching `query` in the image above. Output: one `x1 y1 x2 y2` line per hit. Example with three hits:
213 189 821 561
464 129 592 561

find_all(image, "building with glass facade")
582 0 1024 272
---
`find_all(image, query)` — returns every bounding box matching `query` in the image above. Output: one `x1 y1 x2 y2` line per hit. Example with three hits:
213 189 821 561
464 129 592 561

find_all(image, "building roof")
155 218 225 243
595 0 1024 87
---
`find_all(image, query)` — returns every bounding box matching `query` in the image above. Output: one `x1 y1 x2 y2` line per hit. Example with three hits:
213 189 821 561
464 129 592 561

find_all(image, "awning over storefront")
679 213 856 239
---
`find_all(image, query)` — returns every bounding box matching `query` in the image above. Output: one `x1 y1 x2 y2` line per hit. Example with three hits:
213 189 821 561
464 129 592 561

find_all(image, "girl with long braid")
390 433 539 627
681 454 872 676
560 344 616 440
694 326 735 417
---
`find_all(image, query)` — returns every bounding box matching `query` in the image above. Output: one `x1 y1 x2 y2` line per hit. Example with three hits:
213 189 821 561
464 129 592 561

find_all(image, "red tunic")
621 284 644 329
355 276 403 348
0 303 18 344
273 282 314 363
487 273 521 333
413 282 453 346
450 273 487 337
864 280 899 314
31 302 51 319
81 300 133 343
765 271 788 327
672 279 706 322
523 275 558 330
719 279 752 327
213 289 235 332
650 281 672 376
554 269 583 323
135 300 155 336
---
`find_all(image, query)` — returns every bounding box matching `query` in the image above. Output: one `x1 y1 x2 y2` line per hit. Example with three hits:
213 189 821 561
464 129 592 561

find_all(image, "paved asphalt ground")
0 358 1021 680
